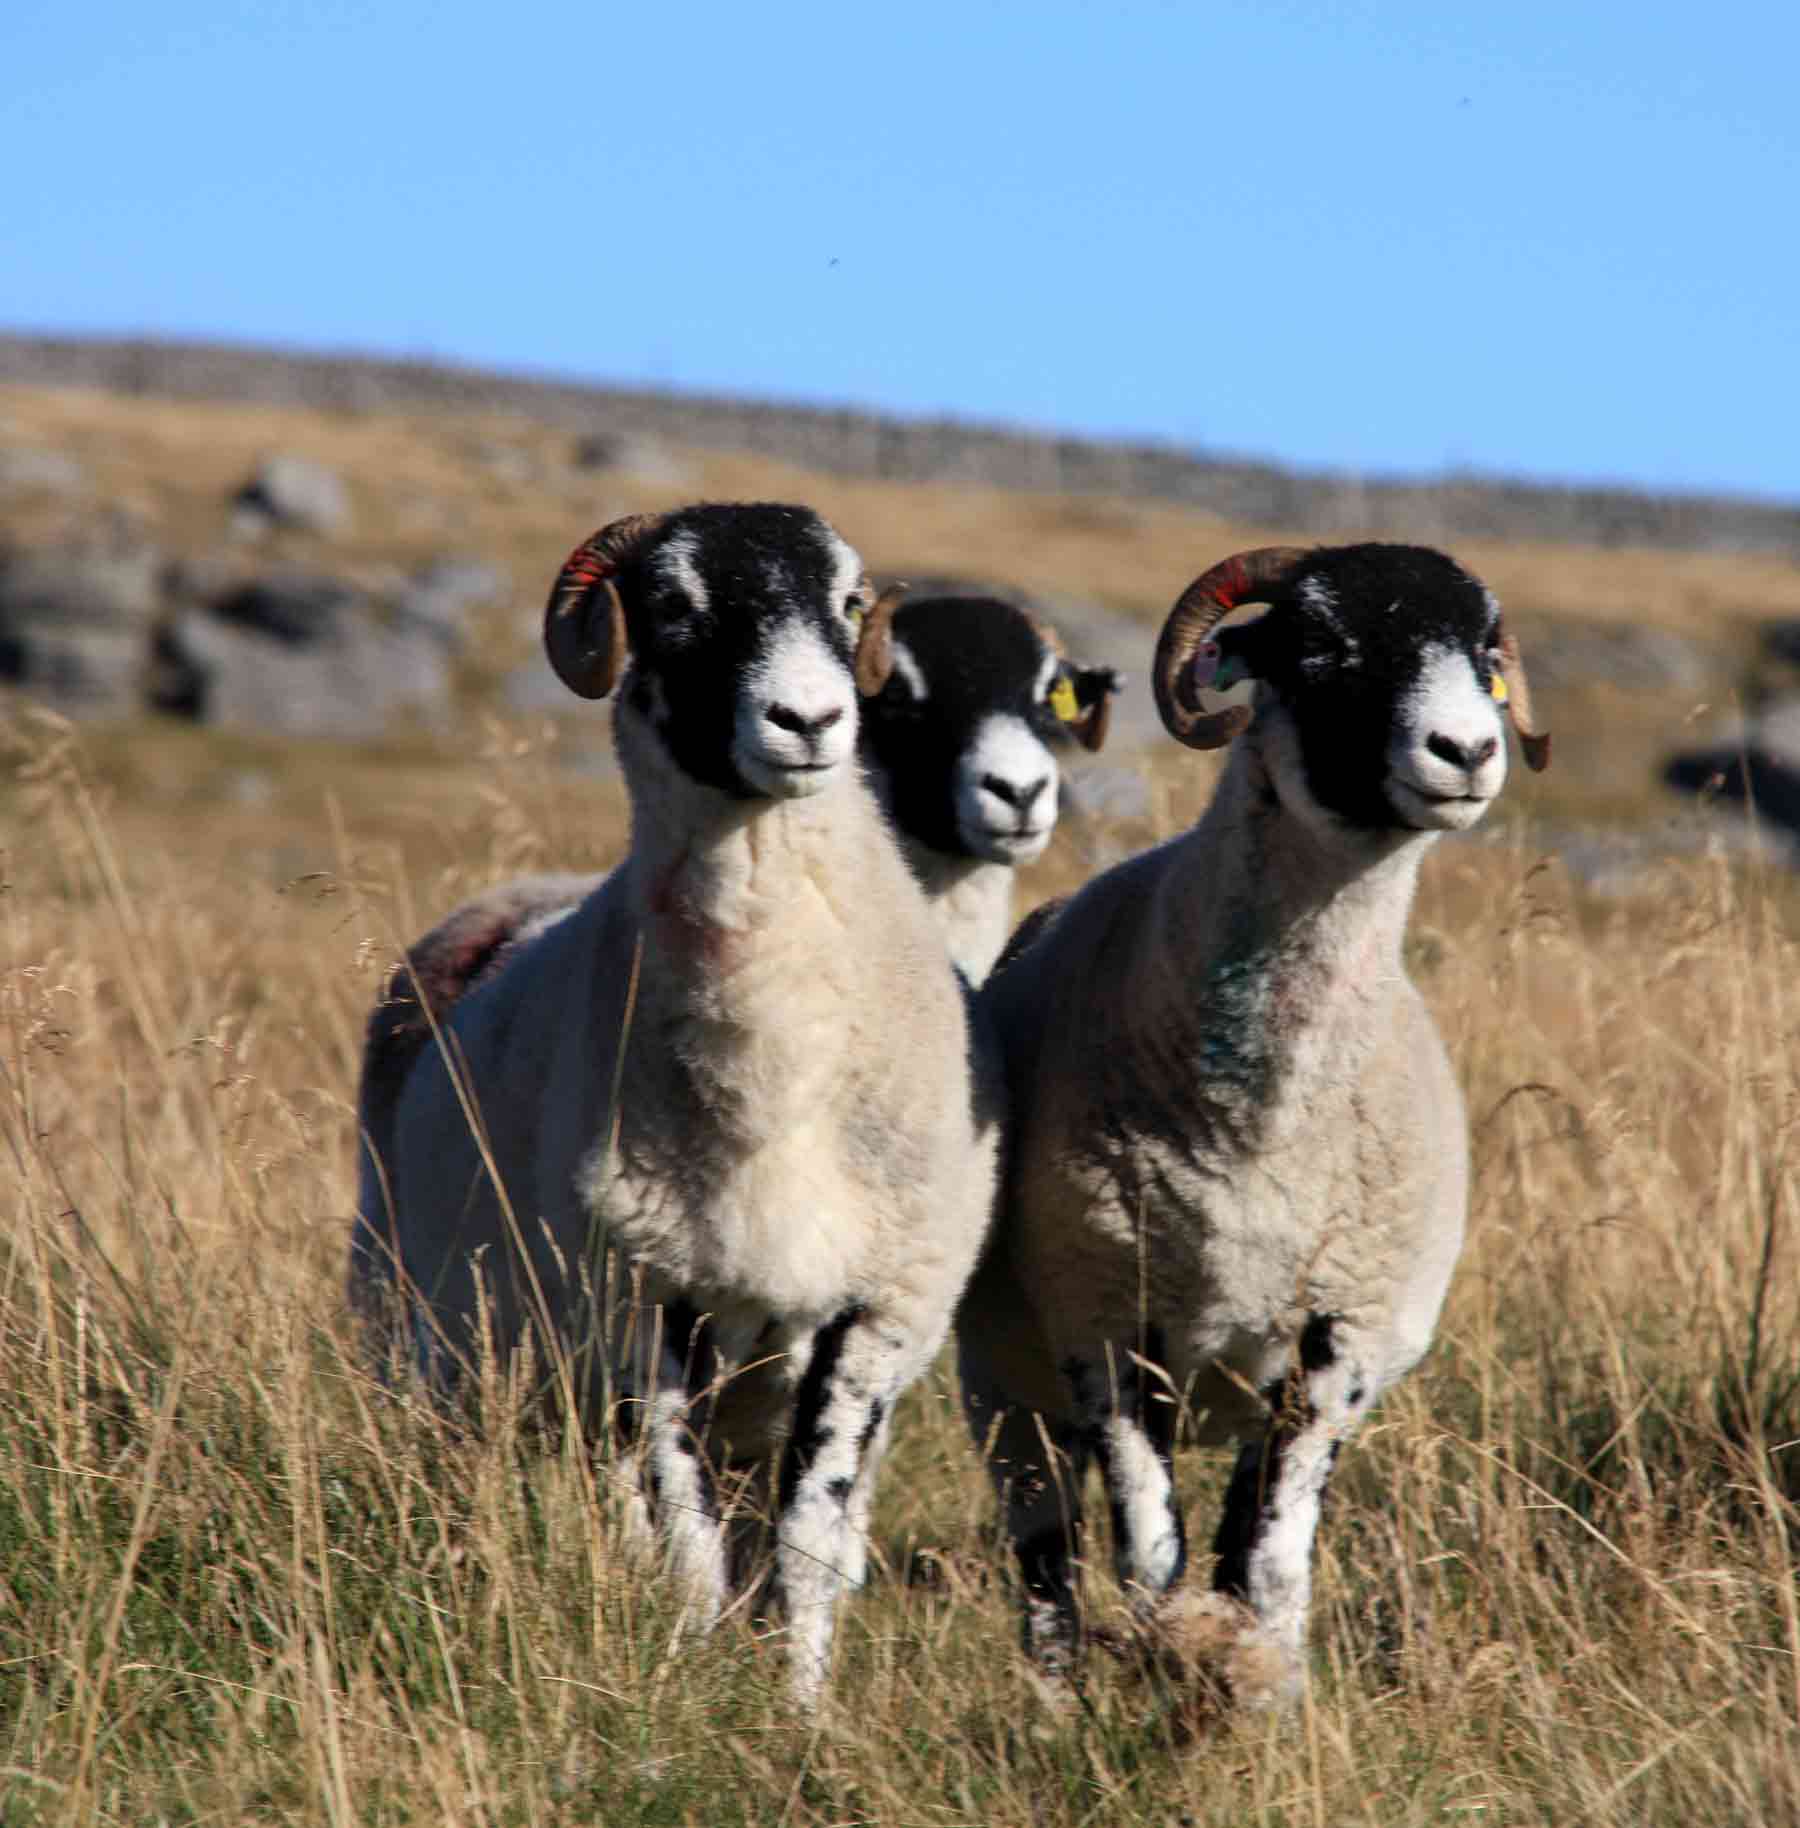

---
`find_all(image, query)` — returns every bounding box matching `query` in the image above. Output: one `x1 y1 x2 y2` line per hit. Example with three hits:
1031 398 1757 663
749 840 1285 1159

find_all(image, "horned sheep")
350 594 1116 1341
959 541 1549 1706
351 502 1002 1704
358 593 1123 1078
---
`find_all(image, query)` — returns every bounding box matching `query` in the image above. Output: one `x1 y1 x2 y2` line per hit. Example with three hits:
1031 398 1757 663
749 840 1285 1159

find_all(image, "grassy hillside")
1 378 1797 1824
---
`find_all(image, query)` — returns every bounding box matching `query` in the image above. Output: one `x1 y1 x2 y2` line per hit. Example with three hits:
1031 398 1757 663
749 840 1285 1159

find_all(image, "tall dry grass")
1 703 1796 1826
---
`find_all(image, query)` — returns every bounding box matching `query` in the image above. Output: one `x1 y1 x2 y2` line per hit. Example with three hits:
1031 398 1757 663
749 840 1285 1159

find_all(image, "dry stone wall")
4 333 1796 557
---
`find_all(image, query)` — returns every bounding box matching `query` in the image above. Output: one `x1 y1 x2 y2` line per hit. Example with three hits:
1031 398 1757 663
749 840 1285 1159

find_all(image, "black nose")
766 702 845 740
1426 731 1498 770
982 774 1050 814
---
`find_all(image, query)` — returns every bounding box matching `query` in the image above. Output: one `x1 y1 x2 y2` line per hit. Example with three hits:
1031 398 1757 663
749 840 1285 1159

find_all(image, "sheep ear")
543 513 666 700
1066 664 1123 754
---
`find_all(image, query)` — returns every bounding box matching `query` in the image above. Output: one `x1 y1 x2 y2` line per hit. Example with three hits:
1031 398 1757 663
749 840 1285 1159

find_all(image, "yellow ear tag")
1049 674 1079 721
1490 673 1509 704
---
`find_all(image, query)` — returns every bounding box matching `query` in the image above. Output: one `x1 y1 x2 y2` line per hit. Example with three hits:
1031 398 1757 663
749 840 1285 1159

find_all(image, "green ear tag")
1049 674 1079 721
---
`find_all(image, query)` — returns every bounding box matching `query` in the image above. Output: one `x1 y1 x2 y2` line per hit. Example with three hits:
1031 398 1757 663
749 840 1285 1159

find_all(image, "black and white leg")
960 1346 1090 1677
1071 1335 1187 1608
774 1305 916 1704
841 1399 895 1592
1210 1313 1370 1702
627 1301 729 1632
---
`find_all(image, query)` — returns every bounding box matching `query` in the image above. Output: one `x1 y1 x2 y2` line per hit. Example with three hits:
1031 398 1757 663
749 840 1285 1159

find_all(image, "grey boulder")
231 453 353 536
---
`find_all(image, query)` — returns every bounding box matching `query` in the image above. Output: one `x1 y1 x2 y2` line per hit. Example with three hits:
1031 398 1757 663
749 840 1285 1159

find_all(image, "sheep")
349 589 1113 1346
350 502 1003 1704
349 598 1119 1181
958 541 1549 1706
859 593 1120 982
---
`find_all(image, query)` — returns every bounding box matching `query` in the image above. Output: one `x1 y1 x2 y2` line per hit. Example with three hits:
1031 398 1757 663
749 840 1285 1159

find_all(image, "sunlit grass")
2 375 1796 1820
0 694 1795 1824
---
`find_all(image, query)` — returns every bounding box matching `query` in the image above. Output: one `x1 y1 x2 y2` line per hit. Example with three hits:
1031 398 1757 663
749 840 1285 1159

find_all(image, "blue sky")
5 1 1796 499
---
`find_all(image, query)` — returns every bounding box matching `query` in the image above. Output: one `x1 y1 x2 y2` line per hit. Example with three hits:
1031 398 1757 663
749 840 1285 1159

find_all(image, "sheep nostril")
767 703 845 739
1426 732 1497 770
983 774 1050 819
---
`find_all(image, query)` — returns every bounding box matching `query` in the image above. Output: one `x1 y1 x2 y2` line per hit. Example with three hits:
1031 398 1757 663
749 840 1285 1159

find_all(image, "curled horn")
543 512 667 699
1497 631 1551 771
1153 546 1308 749
855 581 906 696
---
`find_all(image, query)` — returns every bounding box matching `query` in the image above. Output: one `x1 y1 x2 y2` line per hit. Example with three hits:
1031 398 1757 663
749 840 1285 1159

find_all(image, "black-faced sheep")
960 541 1548 1706
860 594 1118 982
361 595 1122 1043
351 503 1002 1704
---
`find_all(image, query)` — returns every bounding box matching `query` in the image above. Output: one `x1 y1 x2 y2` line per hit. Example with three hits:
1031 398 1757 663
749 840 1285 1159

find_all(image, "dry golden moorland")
1 381 1798 1824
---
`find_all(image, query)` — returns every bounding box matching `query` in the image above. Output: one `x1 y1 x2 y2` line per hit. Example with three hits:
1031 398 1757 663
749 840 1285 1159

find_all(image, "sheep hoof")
1020 1660 1082 1718
1119 1590 1305 1729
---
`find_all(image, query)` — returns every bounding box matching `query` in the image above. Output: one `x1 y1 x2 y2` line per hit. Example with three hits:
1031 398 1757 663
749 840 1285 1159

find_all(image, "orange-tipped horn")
543 512 668 699
1153 547 1307 750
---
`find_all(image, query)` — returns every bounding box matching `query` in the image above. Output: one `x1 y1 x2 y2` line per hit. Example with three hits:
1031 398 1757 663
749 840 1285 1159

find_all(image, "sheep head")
1154 544 1551 773
547 514 900 708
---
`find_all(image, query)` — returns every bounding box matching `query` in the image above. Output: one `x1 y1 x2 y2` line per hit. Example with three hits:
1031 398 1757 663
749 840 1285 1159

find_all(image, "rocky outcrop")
1520 623 1721 694
570 432 690 486
147 565 455 738
1664 696 1800 843
0 522 465 736
0 524 161 714
0 445 86 497
230 453 352 537
395 556 506 650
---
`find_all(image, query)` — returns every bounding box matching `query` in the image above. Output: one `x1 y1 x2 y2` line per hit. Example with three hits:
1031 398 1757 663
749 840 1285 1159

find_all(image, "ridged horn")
543 512 668 699
1153 547 1308 749
855 582 905 696
1497 630 1551 771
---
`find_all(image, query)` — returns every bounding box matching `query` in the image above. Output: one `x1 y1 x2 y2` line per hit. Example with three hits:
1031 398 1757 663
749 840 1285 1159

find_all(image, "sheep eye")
653 601 703 645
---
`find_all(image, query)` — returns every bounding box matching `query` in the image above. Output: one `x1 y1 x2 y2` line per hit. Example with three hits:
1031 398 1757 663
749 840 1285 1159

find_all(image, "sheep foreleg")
1209 1313 1370 1704
1075 1338 1188 1607
774 1306 911 1705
